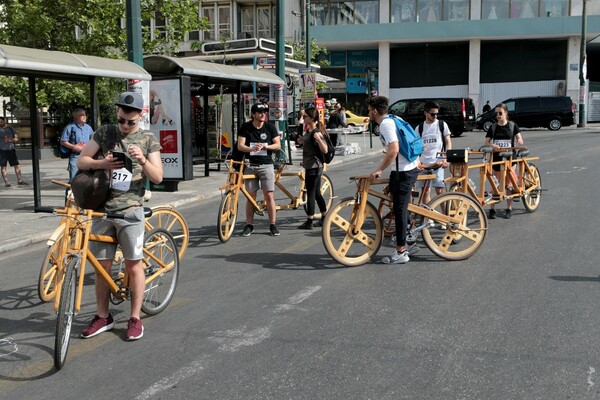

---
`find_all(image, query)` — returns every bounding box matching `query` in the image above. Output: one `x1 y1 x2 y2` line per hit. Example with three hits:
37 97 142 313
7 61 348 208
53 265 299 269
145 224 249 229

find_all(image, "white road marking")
546 166 587 174
588 367 595 391
137 286 322 398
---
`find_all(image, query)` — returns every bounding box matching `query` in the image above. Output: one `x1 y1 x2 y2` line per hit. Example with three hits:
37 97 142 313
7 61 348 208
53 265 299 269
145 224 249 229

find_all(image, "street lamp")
578 0 589 127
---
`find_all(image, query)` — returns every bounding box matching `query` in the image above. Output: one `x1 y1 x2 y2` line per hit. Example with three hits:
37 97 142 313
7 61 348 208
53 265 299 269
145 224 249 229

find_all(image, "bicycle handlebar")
34 206 126 219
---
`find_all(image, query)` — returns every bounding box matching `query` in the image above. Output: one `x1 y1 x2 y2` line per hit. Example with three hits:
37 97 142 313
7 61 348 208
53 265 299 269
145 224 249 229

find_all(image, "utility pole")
125 0 143 66
578 0 588 127
305 0 311 68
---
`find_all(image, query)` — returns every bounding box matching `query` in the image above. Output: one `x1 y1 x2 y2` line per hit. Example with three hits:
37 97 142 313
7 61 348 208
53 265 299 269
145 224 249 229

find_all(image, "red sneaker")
81 314 114 338
127 317 144 341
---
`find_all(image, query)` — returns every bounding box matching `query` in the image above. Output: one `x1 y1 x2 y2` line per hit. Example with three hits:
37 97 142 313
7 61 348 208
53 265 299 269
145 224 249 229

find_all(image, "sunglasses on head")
117 117 138 126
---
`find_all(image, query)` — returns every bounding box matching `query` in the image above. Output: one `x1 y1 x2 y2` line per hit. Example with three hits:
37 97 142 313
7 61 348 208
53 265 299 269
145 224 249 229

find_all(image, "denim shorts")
417 167 446 189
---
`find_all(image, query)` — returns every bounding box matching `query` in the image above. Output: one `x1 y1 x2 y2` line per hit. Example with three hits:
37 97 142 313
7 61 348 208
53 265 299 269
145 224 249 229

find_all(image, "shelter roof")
0 44 151 81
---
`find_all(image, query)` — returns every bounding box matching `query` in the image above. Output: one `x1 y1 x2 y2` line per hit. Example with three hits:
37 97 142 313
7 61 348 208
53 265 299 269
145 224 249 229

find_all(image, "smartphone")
112 151 133 172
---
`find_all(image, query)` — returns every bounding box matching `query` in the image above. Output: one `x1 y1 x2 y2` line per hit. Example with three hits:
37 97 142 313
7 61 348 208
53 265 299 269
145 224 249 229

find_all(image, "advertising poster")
149 79 183 179
316 97 325 126
300 68 317 101
127 79 150 130
269 83 287 121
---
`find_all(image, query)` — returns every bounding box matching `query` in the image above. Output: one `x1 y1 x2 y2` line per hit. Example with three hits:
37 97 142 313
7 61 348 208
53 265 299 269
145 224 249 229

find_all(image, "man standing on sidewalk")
60 108 94 182
0 117 27 187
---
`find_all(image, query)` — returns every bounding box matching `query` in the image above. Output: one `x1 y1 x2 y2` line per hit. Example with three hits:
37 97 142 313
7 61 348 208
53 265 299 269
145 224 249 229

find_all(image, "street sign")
258 57 277 67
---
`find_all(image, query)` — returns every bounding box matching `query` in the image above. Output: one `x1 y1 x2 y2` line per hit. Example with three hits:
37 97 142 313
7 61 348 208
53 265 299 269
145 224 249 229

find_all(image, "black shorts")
0 149 19 167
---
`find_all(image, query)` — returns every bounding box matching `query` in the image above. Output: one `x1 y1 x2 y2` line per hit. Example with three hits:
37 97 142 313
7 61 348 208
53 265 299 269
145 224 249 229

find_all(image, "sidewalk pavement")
0 138 382 255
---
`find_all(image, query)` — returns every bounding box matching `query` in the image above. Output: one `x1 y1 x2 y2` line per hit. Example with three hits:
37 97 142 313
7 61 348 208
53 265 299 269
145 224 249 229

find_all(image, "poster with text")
149 79 183 179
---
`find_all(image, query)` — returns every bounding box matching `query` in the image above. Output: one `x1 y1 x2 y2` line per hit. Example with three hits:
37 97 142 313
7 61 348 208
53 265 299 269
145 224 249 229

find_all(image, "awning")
0 44 151 81
143 55 284 86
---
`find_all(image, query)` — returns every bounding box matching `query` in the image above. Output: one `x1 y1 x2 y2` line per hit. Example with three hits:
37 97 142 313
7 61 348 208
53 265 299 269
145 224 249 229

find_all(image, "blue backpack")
385 114 423 162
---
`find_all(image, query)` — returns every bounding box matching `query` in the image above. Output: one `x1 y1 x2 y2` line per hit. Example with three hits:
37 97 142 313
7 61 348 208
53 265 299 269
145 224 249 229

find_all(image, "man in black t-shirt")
237 103 282 237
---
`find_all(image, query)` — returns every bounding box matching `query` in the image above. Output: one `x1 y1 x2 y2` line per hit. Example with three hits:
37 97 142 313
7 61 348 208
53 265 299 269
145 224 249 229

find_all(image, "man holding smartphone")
77 92 163 341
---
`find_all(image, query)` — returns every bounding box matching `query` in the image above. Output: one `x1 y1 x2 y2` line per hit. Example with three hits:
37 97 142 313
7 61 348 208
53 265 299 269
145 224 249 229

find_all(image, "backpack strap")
417 122 424 136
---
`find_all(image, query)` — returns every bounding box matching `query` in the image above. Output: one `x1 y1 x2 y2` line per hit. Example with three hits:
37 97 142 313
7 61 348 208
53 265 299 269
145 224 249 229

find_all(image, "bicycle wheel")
322 197 383 267
522 163 542 213
146 206 189 259
54 256 78 370
38 233 64 302
217 190 238 243
302 173 335 214
421 192 487 261
141 228 179 315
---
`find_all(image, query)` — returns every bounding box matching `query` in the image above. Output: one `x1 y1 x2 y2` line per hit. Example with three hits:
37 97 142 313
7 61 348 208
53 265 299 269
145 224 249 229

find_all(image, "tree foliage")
288 37 329 68
0 0 209 118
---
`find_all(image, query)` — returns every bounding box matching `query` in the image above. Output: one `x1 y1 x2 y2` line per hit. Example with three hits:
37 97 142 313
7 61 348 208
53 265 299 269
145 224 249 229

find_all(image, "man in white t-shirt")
368 96 420 265
416 101 452 204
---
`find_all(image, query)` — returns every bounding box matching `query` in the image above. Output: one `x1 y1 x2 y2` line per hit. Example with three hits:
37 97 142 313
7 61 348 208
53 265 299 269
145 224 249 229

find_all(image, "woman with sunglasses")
297 107 330 229
77 92 163 341
484 103 524 220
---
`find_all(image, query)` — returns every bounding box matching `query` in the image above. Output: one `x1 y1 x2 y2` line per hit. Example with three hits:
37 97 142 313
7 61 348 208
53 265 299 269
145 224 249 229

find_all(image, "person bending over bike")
77 92 163 341
368 96 420 265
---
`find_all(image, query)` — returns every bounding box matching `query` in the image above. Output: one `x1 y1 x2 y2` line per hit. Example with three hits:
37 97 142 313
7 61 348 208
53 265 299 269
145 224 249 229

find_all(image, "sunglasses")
495 112 504 116
428 112 438 117
117 117 138 126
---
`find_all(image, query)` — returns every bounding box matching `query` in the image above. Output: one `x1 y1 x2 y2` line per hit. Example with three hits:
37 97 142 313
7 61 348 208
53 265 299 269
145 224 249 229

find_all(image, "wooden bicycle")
322 175 488 267
38 180 189 302
217 160 335 242
36 205 180 370
445 146 542 212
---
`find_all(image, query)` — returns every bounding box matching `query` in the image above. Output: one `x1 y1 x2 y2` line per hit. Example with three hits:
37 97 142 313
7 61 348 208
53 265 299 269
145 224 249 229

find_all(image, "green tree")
288 37 329 68
0 0 209 117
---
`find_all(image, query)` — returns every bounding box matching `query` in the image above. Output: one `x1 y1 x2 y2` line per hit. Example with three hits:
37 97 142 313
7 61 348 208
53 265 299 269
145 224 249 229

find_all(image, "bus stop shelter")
143 55 285 177
0 44 151 208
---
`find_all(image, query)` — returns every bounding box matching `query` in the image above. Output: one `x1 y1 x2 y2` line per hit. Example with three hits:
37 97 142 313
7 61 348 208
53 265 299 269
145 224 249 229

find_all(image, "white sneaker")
406 242 420 255
382 250 410 264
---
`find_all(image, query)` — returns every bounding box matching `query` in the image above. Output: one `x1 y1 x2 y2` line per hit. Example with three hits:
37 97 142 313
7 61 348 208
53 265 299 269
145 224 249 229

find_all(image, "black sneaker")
269 224 280 236
239 224 253 237
298 220 313 230
505 208 512 219
488 209 497 219
17 181 28 185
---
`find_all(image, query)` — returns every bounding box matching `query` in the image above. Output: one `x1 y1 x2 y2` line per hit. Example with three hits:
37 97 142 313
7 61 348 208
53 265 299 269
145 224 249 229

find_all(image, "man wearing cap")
237 103 281 237
77 92 163 341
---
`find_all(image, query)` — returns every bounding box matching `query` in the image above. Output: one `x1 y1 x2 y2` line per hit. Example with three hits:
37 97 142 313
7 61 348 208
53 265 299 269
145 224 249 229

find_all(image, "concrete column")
566 36 581 103
380 0 389 23
468 39 481 111
379 41 390 98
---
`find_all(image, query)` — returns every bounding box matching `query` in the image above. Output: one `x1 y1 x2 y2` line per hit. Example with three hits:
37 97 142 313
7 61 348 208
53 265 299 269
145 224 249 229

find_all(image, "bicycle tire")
322 197 383 267
38 233 64 302
146 206 189 259
217 190 238 243
522 163 542 213
54 256 78 370
421 192 488 261
302 173 335 215
141 228 180 315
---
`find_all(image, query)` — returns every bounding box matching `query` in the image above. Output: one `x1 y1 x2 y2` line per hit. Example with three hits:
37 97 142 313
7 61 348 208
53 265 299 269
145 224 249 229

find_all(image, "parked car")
344 110 369 131
476 96 575 131
388 97 477 137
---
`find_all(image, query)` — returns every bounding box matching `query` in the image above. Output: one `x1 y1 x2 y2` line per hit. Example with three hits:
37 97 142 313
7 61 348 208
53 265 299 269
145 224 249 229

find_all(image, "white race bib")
111 168 132 192
494 139 511 148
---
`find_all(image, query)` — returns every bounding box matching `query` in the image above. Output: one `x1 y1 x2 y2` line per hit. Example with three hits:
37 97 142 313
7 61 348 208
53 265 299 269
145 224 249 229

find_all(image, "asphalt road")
1 127 600 399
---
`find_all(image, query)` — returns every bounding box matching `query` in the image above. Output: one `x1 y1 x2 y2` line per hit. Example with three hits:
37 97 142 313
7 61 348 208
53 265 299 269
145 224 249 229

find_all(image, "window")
241 7 255 38
154 11 167 39
540 0 568 16
481 0 510 19
416 0 442 22
444 0 469 20
203 6 216 41
391 0 417 22
517 98 539 112
257 6 271 38
312 0 379 25
511 0 539 18
218 6 231 39
390 100 408 114
505 101 516 112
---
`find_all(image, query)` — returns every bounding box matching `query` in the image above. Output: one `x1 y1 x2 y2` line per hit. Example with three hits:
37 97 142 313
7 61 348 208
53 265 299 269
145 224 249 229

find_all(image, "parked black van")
388 97 477 137
476 96 574 131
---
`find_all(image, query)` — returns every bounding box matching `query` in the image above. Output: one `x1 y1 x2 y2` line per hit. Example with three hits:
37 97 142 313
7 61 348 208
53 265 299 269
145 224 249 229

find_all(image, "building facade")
309 0 600 119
